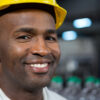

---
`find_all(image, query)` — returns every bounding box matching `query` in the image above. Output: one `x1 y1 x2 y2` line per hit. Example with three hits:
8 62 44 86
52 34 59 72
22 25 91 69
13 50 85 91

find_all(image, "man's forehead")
0 8 56 34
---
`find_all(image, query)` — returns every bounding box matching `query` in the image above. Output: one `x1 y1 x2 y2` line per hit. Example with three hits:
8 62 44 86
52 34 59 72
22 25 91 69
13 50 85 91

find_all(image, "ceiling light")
73 18 92 28
62 31 78 41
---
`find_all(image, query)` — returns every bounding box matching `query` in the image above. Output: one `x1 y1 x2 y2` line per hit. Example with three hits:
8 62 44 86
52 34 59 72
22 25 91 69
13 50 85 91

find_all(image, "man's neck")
0 75 43 100
0 86 43 100
0 88 43 100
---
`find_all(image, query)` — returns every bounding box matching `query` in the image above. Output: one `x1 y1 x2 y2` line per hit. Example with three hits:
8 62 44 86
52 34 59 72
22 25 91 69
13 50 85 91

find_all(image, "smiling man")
0 0 67 100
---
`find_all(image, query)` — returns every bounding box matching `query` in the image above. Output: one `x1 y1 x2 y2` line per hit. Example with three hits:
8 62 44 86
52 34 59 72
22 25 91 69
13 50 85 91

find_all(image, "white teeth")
30 63 48 68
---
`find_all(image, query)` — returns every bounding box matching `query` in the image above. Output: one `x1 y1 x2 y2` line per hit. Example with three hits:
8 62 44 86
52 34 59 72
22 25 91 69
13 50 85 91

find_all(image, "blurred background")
55 0 100 78
48 1 100 99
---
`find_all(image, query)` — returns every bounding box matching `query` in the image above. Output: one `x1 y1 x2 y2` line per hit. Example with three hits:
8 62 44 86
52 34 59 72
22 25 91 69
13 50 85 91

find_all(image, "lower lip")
27 65 49 73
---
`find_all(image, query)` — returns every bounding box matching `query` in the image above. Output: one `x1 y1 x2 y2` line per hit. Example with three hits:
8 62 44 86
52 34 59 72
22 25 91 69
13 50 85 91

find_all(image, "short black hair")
0 3 56 22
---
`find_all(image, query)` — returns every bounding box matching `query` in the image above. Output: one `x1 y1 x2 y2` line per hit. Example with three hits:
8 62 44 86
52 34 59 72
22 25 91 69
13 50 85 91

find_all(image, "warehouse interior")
54 0 100 79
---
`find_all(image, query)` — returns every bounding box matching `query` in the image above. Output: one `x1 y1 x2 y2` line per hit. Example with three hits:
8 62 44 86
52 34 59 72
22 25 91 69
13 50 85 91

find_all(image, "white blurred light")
73 18 92 28
62 31 78 41
66 60 78 72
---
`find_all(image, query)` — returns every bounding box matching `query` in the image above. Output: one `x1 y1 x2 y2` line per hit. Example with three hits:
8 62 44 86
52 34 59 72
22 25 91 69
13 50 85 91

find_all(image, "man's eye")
45 36 57 41
16 35 31 40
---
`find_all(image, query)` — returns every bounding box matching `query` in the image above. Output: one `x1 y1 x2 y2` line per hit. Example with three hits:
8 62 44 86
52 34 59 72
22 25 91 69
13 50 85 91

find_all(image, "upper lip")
23 59 53 65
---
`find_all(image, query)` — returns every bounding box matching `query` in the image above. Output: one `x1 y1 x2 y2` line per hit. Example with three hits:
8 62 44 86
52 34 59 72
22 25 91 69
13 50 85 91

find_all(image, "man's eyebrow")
46 29 57 34
15 28 56 34
15 28 36 34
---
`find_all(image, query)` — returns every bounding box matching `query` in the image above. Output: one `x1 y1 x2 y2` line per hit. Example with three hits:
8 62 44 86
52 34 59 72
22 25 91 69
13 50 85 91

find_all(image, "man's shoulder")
43 87 67 100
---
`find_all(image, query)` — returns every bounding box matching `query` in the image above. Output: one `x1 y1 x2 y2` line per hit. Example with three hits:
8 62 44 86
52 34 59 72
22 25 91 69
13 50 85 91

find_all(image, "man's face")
0 9 60 90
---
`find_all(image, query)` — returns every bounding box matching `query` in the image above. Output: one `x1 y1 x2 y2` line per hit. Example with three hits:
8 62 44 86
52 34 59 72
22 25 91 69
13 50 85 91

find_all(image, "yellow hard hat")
0 0 67 29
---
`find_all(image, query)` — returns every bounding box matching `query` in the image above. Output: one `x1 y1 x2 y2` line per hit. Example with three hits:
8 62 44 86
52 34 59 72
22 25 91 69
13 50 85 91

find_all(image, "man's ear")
0 51 2 74
0 62 2 73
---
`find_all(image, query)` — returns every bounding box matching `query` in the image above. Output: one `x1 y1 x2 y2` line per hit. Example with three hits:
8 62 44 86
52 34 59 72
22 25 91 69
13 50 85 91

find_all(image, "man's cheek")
9 44 26 56
54 48 60 60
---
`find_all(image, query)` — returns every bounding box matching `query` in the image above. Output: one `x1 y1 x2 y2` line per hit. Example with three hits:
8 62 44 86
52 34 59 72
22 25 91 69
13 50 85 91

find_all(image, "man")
0 0 67 100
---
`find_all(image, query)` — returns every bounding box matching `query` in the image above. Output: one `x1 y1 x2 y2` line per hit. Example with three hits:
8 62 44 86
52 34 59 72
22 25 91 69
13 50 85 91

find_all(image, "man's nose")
30 36 51 56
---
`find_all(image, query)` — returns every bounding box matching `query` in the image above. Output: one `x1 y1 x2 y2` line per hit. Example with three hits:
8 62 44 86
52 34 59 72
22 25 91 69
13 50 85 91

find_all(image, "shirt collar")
0 89 10 100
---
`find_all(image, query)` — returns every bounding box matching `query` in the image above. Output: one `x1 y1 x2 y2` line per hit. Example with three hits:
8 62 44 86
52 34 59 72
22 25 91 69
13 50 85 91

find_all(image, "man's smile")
26 63 49 73
23 58 54 74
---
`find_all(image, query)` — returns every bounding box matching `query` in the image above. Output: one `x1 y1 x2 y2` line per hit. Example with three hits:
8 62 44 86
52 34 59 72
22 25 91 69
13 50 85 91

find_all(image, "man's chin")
24 77 51 89
21 82 49 92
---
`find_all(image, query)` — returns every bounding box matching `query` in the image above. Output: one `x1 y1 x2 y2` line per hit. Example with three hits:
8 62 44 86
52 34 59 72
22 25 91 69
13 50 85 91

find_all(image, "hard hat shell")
0 0 67 29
